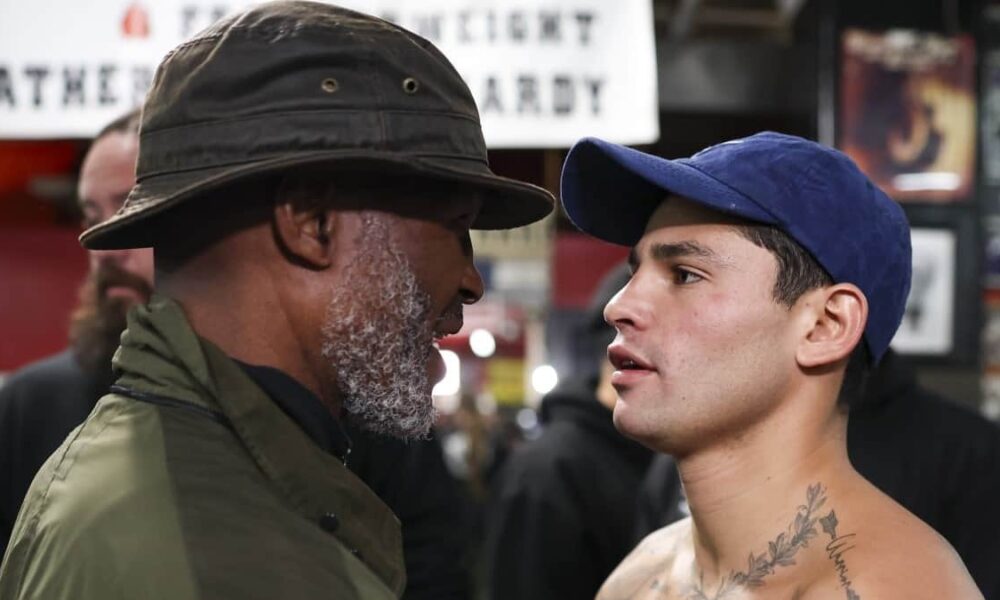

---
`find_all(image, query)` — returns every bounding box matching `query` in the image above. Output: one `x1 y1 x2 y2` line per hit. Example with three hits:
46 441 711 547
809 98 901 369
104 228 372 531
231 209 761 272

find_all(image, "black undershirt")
234 360 353 464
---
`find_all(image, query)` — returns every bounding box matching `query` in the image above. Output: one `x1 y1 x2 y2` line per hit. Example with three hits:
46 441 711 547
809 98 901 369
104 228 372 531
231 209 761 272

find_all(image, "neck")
156 238 339 415
676 397 853 588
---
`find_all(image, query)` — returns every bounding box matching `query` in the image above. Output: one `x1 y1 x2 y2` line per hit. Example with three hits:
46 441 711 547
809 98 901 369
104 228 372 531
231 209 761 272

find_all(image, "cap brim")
81 150 554 250
560 137 778 246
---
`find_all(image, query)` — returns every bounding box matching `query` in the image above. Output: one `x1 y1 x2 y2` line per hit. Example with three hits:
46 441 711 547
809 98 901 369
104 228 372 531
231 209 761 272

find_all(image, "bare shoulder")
804 487 983 600
596 518 693 600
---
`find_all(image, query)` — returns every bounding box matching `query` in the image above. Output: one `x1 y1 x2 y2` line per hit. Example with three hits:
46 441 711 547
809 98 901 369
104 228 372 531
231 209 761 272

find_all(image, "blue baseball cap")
560 132 911 364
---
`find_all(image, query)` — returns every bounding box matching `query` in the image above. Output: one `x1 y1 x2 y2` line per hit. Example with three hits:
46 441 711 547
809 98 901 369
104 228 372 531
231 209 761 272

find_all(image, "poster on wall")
0 0 659 147
891 227 956 355
984 50 1000 187
839 29 976 202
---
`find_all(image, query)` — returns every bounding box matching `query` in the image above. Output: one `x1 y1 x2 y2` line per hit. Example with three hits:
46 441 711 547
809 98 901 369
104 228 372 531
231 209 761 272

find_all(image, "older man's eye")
452 210 476 229
459 231 474 256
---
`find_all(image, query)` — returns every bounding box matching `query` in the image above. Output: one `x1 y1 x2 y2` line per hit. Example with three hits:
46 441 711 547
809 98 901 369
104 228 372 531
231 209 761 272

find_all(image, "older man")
0 111 477 600
0 3 552 599
560 133 981 599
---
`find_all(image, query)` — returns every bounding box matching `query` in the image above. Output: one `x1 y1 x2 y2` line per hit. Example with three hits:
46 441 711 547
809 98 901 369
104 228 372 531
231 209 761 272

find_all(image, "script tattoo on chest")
818 509 862 600
683 483 862 600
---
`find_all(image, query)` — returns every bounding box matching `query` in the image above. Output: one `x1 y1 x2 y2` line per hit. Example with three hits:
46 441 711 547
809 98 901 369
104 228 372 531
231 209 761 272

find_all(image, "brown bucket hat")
81 0 555 250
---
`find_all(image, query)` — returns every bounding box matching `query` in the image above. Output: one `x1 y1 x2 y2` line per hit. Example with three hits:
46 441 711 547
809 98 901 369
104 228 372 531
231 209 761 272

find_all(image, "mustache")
439 300 464 321
93 262 152 302
433 299 465 332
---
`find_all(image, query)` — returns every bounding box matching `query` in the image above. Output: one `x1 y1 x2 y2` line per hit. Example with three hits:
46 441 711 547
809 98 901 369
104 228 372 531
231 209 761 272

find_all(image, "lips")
608 343 656 389
96 264 152 305
432 301 464 341
608 344 655 371
429 306 463 385
103 285 146 304
432 317 463 341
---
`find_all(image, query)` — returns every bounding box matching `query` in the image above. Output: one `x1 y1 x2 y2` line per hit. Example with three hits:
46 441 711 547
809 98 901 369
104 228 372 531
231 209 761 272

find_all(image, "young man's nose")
604 284 648 331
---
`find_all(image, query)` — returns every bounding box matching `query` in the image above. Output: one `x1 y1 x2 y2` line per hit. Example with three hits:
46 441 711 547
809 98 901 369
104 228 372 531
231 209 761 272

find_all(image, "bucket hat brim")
80 150 554 250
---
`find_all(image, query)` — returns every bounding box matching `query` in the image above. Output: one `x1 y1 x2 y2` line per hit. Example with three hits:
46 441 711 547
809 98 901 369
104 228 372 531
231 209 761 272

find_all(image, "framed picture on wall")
889 207 979 364
892 227 956 354
838 29 977 203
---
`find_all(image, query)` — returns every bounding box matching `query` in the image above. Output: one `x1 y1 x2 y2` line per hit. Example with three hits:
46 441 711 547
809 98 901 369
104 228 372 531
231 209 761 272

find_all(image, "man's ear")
796 284 868 369
272 199 338 269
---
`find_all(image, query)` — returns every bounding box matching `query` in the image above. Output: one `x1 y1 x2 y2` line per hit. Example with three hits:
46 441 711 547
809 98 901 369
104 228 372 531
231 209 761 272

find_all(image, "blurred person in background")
483 263 652 600
0 110 152 560
0 3 552 598
634 347 1000 598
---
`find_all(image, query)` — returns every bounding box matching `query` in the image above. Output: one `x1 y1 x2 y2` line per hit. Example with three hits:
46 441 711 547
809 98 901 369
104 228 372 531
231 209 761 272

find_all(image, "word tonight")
379 8 599 47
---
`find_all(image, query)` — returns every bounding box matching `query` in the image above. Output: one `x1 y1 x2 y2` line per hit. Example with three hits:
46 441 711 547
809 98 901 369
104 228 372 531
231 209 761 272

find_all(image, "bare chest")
598 567 810 600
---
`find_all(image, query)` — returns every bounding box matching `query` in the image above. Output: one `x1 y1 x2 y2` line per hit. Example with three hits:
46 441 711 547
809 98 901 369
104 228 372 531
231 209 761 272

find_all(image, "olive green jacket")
0 296 405 599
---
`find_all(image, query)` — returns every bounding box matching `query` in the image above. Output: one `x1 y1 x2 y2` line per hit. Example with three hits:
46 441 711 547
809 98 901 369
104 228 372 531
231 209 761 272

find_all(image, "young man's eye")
673 268 703 285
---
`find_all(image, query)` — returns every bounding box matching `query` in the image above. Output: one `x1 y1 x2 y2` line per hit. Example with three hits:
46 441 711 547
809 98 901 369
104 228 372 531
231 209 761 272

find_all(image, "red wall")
552 232 630 310
0 226 89 371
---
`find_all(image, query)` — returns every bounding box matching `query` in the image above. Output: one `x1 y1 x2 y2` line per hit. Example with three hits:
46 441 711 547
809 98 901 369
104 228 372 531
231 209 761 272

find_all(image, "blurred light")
433 392 460 414
531 364 559 395
892 172 960 192
469 328 497 358
432 350 461 398
442 433 470 478
475 393 497 416
516 407 538 430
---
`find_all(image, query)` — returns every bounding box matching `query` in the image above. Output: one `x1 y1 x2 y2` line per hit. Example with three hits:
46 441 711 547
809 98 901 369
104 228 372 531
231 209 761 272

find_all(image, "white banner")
0 0 659 147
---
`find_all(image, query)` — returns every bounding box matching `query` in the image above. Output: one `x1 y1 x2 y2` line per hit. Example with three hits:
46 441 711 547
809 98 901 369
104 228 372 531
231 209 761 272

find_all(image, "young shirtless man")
559 132 983 600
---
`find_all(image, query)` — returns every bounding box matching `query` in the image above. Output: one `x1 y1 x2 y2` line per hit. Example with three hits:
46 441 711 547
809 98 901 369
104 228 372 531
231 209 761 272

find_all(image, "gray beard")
320 212 437 440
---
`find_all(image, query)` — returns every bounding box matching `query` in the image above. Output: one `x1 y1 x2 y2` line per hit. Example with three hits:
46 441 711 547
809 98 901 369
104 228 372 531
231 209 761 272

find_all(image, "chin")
611 401 652 443
612 401 692 454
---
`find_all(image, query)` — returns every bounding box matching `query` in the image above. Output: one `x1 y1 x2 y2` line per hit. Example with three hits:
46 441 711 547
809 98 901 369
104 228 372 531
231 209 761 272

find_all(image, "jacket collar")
113 295 406 596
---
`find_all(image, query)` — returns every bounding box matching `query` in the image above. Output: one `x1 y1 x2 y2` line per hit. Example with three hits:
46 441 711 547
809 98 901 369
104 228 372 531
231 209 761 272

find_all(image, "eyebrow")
629 241 731 269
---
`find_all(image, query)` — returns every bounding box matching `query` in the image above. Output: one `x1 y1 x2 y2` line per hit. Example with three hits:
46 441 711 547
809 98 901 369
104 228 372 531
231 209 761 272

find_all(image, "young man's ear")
796 284 868 369
272 199 338 269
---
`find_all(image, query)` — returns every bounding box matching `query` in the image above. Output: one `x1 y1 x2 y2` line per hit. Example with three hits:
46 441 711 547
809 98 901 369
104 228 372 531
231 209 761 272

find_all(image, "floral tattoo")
684 483 861 600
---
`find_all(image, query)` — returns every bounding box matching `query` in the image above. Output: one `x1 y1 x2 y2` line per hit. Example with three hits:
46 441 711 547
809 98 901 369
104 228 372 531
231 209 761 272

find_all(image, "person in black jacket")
483 265 652 600
0 111 154 561
0 111 473 600
634 348 1000 599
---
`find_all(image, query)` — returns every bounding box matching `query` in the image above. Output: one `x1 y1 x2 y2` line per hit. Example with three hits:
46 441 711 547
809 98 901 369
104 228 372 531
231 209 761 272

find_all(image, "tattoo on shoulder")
819 507 861 600
684 483 862 600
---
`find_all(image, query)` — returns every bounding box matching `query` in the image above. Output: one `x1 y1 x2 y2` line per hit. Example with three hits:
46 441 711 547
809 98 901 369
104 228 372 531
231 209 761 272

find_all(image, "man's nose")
90 248 129 268
604 284 645 331
459 261 485 305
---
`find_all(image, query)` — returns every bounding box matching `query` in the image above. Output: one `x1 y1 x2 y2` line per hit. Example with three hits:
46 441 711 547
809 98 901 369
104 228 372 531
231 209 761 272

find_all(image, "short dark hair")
735 224 833 307
735 223 870 409
95 108 141 141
